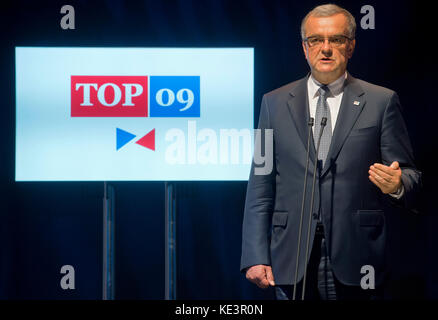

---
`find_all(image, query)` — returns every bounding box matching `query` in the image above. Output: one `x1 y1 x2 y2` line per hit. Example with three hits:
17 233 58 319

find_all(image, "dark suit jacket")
240 73 421 286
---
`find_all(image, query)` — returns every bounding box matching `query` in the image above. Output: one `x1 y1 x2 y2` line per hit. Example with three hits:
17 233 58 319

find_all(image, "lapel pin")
353 100 360 106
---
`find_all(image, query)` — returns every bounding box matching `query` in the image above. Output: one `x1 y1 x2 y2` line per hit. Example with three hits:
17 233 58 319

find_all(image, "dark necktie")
313 85 332 167
314 86 337 299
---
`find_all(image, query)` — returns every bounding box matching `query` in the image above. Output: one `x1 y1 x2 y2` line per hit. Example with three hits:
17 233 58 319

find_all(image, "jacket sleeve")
240 95 276 272
380 91 422 213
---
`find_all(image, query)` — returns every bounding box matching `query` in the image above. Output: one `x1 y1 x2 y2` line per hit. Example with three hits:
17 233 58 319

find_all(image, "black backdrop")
0 0 435 299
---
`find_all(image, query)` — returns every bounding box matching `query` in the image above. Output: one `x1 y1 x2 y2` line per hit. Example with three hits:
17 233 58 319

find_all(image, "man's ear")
302 41 309 60
347 39 356 59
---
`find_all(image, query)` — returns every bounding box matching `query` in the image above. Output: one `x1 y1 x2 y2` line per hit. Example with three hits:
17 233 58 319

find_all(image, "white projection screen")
15 47 254 181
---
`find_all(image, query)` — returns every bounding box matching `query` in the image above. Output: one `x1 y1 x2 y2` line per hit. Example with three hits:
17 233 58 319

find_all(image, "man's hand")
245 265 275 289
369 161 402 194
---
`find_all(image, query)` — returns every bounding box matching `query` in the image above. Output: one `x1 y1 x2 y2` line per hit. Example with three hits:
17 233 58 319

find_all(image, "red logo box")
71 76 148 117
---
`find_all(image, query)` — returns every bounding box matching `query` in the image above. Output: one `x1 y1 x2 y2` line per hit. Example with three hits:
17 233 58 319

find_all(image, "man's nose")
321 39 332 54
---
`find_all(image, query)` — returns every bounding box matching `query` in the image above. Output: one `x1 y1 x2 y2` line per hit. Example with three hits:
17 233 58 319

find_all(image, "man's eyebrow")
306 34 347 38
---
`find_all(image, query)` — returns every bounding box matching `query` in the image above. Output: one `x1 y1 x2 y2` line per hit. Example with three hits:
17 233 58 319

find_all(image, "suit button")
312 213 318 219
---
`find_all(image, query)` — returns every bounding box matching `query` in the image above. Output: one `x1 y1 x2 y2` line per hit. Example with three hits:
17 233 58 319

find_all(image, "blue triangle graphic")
116 128 136 150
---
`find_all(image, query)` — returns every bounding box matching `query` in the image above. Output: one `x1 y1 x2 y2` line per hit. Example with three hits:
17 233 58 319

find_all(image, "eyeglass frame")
303 35 354 48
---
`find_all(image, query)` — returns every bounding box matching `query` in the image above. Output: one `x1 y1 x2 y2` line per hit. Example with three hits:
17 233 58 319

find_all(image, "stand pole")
103 181 115 300
165 182 176 300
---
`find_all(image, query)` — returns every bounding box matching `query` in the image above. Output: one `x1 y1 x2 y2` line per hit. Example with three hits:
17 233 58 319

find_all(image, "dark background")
0 0 435 299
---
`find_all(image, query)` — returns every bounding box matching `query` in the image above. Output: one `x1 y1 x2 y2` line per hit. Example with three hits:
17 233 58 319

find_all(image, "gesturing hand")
245 265 275 289
368 161 402 194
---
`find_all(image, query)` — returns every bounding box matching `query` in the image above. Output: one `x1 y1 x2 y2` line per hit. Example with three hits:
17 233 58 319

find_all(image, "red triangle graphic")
136 128 155 151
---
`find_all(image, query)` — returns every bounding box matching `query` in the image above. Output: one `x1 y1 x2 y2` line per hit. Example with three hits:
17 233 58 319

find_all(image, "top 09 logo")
71 75 200 117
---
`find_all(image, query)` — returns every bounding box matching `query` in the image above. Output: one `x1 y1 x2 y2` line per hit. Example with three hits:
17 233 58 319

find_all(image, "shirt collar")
308 72 347 98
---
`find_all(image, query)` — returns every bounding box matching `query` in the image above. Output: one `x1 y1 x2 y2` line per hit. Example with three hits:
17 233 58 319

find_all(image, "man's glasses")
303 35 353 48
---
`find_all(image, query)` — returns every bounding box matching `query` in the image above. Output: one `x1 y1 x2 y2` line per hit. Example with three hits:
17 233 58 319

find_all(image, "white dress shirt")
307 72 346 135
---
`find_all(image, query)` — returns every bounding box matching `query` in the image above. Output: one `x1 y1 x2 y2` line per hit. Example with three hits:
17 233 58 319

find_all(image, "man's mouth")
320 57 333 62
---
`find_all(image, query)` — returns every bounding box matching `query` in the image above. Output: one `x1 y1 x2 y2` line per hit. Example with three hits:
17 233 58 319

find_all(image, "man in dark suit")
240 4 421 300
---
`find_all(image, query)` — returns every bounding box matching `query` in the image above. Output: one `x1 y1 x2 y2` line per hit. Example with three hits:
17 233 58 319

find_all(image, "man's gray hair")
300 4 356 40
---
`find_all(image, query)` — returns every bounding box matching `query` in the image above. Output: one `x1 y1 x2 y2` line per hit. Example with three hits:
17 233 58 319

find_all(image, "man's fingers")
245 265 272 289
369 162 402 194
258 278 269 289
254 268 269 288
369 174 383 189
369 170 400 194
369 166 392 183
265 266 276 286
370 162 402 187
372 163 399 175
372 163 393 175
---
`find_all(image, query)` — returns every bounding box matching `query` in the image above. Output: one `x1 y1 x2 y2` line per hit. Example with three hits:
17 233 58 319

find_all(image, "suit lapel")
321 73 366 177
286 75 317 166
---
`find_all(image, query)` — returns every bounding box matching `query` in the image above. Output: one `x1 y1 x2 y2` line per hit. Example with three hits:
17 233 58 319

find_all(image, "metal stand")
165 182 177 300
103 182 115 300
101 181 176 300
